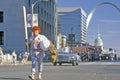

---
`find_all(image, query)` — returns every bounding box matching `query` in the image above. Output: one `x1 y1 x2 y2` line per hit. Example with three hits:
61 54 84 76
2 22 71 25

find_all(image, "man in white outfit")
0 47 4 64
28 26 48 80
11 50 17 65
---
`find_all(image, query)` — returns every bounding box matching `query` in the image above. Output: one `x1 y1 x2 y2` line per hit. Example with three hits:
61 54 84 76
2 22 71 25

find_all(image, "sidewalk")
0 61 31 66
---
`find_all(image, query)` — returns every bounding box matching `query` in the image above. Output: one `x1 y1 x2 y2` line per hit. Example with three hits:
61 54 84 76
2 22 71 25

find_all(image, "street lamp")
70 27 75 52
31 0 48 27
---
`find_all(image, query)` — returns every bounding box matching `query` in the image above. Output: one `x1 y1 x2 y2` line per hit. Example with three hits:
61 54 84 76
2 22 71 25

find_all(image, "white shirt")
29 34 48 50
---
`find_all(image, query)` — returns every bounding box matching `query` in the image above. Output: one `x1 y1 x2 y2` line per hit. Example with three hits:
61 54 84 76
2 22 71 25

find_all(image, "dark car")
102 54 111 60
53 52 80 66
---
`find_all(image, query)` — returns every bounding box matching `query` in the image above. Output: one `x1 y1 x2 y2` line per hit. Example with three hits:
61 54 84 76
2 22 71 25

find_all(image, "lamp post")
70 27 74 52
31 0 48 27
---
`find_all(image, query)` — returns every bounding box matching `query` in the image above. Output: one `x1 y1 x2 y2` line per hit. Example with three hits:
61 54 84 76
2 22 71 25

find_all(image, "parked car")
53 52 80 66
102 54 111 60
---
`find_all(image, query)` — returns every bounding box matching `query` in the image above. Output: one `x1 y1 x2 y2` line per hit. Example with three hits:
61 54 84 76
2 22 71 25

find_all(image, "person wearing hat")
28 26 46 80
28 26 57 80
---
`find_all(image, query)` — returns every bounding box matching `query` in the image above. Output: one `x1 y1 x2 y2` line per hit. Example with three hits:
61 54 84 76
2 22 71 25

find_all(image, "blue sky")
58 0 120 53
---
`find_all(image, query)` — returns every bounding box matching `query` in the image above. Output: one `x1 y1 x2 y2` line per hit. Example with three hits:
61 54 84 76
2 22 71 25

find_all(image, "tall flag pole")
23 6 29 53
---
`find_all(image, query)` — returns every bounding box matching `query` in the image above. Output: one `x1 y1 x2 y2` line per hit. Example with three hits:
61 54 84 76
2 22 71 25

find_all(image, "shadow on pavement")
0 77 27 80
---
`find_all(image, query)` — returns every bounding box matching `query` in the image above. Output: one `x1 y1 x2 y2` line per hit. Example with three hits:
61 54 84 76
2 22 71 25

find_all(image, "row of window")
0 12 4 45
0 11 3 23
0 31 4 45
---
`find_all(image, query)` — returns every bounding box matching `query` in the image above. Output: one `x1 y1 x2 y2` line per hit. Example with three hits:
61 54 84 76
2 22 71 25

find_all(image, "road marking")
79 62 120 65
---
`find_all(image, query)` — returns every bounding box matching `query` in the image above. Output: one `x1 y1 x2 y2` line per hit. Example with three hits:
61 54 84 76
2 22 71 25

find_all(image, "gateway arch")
86 2 120 29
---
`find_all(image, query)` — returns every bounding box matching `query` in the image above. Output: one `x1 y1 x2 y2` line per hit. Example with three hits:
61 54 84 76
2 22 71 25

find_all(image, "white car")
53 52 80 66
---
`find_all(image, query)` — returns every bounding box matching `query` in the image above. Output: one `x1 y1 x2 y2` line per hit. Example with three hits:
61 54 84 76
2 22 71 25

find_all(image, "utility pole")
70 27 74 52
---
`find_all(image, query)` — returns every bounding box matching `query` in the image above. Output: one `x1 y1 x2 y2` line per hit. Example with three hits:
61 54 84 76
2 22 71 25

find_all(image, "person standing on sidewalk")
11 50 17 65
22 51 29 64
18 53 23 64
0 47 4 64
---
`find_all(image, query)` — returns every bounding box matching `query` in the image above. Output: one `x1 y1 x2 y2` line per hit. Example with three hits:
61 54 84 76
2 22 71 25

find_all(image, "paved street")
0 62 120 80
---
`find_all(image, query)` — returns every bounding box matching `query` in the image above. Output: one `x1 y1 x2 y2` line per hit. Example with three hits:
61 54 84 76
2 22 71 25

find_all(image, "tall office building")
58 7 87 46
0 0 57 52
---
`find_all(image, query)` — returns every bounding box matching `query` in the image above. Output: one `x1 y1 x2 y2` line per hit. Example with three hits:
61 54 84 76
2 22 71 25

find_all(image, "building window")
0 11 3 23
0 31 4 45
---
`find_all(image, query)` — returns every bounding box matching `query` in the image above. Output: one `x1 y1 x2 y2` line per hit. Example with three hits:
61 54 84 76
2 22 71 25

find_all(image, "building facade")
0 0 26 52
58 7 87 46
0 0 57 52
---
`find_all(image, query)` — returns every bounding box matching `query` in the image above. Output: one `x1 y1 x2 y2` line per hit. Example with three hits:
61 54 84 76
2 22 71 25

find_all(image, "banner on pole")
27 14 38 27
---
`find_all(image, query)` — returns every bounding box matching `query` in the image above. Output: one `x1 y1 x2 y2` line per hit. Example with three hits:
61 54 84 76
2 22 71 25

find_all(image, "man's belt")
31 49 43 52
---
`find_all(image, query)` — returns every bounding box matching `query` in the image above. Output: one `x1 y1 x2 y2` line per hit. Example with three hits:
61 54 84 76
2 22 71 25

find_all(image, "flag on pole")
27 14 38 27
